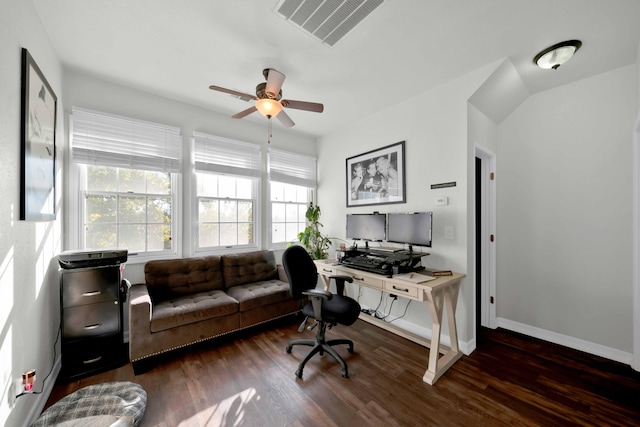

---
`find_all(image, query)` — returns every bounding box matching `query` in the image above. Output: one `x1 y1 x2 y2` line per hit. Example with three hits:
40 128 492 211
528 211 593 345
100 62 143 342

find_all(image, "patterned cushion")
32 382 146 427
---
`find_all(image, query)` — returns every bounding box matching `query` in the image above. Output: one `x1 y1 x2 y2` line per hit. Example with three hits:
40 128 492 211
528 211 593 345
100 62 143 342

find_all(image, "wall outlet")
435 197 449 206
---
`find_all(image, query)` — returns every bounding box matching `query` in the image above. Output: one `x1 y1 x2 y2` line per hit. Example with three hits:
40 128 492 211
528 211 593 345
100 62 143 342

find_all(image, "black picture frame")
20 48 57 221
346 141 406 207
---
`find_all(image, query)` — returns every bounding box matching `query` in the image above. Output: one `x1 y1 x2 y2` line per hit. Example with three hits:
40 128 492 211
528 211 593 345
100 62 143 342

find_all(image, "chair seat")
301 294 361 326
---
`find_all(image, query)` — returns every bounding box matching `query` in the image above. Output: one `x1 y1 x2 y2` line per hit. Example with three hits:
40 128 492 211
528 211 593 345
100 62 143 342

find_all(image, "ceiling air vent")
275 0 384 47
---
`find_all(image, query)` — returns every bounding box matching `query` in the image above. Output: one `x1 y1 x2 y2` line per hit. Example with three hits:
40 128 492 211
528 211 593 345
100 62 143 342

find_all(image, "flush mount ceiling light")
534 40 582 70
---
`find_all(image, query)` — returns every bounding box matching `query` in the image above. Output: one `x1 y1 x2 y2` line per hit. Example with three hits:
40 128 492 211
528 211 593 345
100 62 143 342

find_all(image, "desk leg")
422 280 462 385
317 275 330 291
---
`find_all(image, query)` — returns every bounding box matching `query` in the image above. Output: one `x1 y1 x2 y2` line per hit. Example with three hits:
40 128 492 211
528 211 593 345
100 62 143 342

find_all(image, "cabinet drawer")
62 335 124 378
61 266 119 307
63 301 120 339
384 281 421 300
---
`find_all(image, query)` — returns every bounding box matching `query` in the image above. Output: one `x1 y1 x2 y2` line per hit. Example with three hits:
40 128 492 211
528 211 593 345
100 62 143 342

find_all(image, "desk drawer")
384 281 421 300
349 273 383 289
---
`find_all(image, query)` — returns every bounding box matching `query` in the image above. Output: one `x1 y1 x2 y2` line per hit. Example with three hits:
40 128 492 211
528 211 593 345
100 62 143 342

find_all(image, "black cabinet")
60 264 126 379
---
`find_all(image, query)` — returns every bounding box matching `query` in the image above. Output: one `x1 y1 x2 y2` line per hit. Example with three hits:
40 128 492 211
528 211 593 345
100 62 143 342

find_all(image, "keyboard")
340 256 391 275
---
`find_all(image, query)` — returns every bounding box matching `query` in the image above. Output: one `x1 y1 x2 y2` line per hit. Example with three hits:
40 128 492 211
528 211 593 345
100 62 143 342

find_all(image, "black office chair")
282 245 361 378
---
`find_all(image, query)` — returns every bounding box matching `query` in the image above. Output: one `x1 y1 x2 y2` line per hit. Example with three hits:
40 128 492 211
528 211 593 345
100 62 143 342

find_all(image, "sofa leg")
132 359 153 375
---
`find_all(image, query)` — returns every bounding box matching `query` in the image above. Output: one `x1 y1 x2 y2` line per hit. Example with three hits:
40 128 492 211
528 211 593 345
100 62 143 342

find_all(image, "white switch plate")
435 197 449 206
444 226 454 240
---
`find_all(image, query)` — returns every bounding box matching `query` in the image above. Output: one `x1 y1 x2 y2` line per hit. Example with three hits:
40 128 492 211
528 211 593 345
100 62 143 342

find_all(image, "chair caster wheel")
341 369 349 378
295 369 303 379
286 345 292 353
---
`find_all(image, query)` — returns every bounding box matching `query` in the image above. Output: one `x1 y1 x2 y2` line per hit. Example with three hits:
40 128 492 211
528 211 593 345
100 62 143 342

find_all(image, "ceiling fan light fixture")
255 98 283 118
534 40 582 70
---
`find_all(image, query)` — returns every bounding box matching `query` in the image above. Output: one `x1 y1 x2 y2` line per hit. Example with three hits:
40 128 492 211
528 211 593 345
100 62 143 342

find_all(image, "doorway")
474 147 497 346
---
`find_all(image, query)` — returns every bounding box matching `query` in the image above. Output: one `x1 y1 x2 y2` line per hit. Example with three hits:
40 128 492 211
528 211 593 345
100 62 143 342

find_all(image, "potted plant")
297 202 332 259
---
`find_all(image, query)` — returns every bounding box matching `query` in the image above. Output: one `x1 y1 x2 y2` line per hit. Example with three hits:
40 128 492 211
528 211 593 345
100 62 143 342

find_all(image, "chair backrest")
282 245 318 299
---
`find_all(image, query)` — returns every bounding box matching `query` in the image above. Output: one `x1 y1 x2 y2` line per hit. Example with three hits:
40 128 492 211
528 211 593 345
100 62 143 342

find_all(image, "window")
194 132 261 252
70 108 181 259
268 148 317 247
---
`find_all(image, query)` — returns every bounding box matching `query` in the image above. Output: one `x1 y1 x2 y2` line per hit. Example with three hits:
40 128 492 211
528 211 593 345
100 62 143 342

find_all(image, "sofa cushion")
222 251 278 288
225 279 293 312
150 289 238 332
145 256 223 302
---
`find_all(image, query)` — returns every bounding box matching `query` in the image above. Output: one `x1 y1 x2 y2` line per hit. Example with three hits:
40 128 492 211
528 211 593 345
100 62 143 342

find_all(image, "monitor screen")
346 213 386 242
386 212 432 247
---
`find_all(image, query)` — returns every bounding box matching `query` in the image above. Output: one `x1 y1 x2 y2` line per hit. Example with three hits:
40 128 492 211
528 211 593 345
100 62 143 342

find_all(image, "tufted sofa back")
144 255 224 302
221 250 278 288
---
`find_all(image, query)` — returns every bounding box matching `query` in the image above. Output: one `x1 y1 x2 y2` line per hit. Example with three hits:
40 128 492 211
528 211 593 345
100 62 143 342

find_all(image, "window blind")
194 132 261 178
268 148 317 188
71 107 182 173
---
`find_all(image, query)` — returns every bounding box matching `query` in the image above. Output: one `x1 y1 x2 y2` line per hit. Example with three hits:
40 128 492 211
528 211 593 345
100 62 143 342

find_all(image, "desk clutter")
338 247 426 275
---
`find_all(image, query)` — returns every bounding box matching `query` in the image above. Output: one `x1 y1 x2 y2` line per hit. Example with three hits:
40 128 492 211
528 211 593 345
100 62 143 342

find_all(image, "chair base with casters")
286 318 354 378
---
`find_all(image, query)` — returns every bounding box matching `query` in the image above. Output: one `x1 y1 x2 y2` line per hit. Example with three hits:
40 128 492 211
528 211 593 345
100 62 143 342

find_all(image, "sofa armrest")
128 284 153 362
277 265 289 283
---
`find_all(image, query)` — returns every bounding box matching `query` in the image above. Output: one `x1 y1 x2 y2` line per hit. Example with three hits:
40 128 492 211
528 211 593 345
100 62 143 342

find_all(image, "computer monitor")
386 212 432 248
346 213 386 242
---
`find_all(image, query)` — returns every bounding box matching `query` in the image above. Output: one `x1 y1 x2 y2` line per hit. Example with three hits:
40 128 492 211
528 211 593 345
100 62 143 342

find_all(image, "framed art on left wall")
20 48 57 221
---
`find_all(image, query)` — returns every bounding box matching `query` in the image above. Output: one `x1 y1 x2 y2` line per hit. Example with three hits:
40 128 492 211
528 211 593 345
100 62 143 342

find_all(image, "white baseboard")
497 317 633 366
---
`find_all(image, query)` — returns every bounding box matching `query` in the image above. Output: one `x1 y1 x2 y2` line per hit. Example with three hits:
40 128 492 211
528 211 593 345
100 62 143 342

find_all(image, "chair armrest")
329 274 353 296
302 288 332 299
302 288 332 320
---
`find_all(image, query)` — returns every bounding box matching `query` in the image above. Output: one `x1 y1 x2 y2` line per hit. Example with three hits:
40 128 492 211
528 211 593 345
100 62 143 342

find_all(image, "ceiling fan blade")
281 99 324 113
232 106 257 119
209 85 256 101
276 110 295 128
264 68 286 97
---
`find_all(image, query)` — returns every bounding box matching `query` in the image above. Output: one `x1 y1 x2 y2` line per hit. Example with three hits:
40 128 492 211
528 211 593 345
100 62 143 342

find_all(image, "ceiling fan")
208 68 323 128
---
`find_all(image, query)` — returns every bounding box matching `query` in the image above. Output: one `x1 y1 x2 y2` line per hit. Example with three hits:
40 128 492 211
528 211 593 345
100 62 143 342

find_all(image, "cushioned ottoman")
32 381 146 427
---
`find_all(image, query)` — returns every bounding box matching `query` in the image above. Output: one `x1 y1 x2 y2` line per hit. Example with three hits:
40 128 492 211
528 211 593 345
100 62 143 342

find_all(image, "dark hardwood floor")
45 317 640 426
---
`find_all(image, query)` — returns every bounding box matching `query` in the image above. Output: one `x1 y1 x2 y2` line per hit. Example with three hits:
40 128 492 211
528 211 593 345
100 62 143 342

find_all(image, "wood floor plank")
43 318 640 426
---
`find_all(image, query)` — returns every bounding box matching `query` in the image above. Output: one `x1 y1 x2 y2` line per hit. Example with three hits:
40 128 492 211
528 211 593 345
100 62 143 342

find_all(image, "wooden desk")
314 260 465 385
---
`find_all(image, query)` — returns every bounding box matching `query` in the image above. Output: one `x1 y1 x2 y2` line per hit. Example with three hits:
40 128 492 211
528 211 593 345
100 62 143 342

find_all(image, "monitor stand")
371 246 400 253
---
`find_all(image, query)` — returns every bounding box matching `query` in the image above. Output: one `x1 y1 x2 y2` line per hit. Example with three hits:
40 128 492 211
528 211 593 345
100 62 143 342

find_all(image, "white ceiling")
31 0 640 138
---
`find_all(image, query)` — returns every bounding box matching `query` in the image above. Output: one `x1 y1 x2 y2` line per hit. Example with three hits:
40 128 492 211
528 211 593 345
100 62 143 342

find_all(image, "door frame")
474 145 497 329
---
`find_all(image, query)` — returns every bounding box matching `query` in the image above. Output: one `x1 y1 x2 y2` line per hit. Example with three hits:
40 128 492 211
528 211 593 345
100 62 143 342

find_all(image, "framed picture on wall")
346 141 406 207
20 48 57 221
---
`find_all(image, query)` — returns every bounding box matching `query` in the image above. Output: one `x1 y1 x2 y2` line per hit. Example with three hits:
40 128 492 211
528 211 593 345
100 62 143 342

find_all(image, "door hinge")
490 296 494 304
490 172 495 180
490 234 495 242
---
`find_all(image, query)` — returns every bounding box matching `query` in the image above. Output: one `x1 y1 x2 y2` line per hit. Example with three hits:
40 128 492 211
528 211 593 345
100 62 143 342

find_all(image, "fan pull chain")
267 116 273 144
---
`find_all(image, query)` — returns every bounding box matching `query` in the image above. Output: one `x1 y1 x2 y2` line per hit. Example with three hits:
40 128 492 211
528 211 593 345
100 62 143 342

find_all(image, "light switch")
435 197 449 206
444 226 454 240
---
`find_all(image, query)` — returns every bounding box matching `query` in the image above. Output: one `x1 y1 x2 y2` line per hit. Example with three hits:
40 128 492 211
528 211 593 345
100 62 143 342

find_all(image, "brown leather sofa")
128 250 300 372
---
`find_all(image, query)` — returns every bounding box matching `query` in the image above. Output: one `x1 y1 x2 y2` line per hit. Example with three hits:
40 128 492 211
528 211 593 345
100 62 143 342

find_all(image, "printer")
58 248 128 269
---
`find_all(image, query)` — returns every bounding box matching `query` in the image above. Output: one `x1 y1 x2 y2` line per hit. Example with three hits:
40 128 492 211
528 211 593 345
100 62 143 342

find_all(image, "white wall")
317 64 495 349
496 65 637 358
0 0 64 425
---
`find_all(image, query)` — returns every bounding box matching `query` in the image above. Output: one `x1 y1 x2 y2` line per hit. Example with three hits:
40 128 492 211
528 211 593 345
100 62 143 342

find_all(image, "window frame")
67 108 182 264
193 171 261 255
267 148 317 250
192 132 263 255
